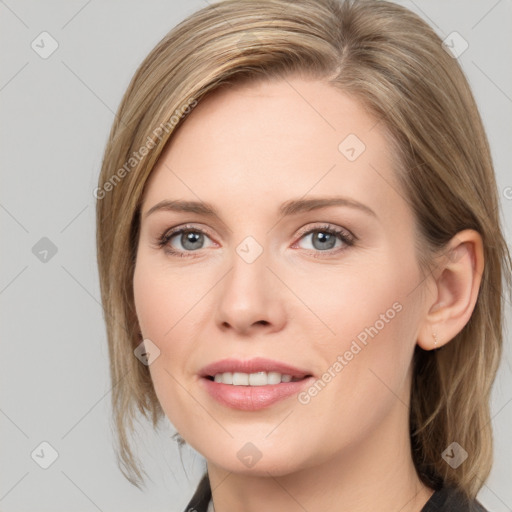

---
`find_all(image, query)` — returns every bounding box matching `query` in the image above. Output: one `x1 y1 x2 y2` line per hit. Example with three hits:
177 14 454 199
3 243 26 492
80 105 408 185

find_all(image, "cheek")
133 257 207 340
297 254 418 350
133 258 164 337
133 258 210 425
301 251 422 406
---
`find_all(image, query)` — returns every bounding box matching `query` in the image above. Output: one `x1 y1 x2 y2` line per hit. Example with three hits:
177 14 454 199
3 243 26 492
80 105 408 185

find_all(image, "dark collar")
183 474 488 512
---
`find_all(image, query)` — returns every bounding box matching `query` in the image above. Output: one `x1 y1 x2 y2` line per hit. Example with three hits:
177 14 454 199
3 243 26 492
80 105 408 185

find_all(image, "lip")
199 357 312 379
199 357 314 411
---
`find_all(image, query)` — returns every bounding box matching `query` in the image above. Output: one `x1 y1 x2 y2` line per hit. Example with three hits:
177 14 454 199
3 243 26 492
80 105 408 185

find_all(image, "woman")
95 0 511 510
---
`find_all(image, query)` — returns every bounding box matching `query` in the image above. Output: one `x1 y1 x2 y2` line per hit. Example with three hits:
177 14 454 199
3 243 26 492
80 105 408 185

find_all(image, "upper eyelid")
295 223 354 239
164 224 217 241
164 222 349 235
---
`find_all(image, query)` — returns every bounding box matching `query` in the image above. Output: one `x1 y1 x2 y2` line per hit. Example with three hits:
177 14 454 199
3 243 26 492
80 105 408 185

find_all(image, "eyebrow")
144 196 376 219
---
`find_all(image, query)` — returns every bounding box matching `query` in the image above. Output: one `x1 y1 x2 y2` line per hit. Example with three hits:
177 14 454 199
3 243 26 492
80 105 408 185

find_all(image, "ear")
417 229 484 350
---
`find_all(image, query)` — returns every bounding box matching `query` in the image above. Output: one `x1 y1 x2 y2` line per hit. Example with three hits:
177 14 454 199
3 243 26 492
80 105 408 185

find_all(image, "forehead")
142 77 404 223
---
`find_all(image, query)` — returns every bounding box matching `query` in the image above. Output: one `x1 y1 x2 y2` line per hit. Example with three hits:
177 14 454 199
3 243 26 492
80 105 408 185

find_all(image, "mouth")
199 357 313 385
199 357 314 410
205 371 310 386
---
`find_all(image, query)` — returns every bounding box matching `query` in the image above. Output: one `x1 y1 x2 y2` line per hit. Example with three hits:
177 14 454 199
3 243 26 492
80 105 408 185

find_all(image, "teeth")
212 371 298 386
214 372 232 384
233 372 249 386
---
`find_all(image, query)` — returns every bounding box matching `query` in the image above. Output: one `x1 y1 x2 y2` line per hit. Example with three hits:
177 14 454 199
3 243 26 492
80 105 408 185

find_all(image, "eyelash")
155 223 356 259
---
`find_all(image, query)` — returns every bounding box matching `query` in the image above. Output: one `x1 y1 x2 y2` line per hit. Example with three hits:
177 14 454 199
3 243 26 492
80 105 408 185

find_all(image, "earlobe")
417 229 484 351
432 330 439 349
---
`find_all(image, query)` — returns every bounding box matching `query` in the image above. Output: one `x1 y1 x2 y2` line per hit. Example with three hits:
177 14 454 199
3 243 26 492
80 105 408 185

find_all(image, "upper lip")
200 357 313 379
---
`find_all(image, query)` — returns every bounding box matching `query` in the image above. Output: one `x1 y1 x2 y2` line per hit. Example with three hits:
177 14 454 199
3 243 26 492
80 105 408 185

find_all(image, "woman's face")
133 77 431 475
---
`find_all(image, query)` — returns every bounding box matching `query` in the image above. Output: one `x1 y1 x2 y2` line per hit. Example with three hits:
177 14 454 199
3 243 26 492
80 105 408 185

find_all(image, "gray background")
1 1 511 511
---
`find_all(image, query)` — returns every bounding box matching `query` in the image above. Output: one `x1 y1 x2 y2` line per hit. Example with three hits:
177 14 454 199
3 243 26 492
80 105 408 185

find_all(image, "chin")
201 439 311 477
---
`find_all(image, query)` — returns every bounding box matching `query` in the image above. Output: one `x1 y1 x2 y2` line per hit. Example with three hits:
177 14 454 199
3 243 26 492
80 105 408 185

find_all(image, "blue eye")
158 226 214 256
296 226 353 252
156 223 355 258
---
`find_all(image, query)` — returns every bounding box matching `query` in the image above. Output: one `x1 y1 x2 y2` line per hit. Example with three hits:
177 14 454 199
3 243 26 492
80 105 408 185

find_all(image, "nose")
214 246 286 336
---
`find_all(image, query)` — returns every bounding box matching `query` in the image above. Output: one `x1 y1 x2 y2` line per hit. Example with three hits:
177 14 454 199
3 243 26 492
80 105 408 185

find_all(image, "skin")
133 76 484 512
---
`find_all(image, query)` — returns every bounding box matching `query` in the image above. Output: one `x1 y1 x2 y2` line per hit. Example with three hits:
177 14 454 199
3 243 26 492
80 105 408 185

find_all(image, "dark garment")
184 473 210 512
421 485 488 512
183 472 489 512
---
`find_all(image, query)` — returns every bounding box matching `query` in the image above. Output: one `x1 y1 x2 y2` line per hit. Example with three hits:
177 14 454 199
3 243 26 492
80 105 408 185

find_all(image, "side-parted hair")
96 0 512 498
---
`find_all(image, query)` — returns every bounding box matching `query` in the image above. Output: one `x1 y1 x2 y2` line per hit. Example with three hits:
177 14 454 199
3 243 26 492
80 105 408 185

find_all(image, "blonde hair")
96 0 512 498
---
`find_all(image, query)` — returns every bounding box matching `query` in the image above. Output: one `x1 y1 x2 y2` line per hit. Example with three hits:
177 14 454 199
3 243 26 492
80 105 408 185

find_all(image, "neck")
206 399 434 512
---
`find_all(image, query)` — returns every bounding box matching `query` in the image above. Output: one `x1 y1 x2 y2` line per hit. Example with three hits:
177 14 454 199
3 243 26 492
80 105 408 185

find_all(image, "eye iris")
181 231 203 250
170 228 343 252
312 231 336 250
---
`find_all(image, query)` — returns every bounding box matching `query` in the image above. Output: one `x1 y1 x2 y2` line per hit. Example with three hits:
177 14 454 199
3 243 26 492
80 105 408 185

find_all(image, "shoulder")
422 485 490 512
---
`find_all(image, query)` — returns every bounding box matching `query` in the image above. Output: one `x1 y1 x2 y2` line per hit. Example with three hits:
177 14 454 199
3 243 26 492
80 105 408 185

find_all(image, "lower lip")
200 377 314 411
